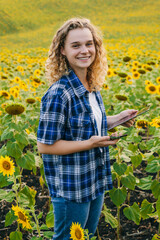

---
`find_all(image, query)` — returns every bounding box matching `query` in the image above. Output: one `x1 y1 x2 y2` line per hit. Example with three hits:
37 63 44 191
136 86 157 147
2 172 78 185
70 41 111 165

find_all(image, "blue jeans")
51 193 104 240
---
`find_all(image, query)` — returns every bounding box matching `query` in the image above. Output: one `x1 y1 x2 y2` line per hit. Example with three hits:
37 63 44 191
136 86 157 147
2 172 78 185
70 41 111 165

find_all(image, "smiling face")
61 28 96 74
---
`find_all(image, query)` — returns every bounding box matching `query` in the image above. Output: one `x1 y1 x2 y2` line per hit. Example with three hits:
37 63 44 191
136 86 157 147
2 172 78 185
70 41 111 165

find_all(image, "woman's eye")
72 45 80 48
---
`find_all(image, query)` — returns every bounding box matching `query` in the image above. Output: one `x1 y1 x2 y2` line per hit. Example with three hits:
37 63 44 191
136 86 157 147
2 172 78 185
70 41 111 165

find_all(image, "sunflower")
107 69 114 77
156 77 160 84
103 83 109 90
12 205 32 229
123 56 131 62
5 103 25 115
115 94 128 101
126 75 132 84
145 80 151 85
26 98 36 104
145 84 157 94
34 69 41 76
14 76 21 83
132 72 140 80
132 61 139 67
70 222 84 240
0 90 10 99
136 119 149 129
0 156 15 176
157 85 160 95
150 118 160 128
117 72 128 78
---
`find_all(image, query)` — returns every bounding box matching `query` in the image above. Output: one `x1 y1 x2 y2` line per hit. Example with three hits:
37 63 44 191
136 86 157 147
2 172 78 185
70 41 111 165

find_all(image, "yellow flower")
34 69 41 76
14 76 21 83
0 90 10 99
157 85 160 95
12 205 32 229
145 84 157 94
25 129 30 134
156 77 160 84
132 61 139 67
132 71 140 80
103 83 109 90
145 80 151 85
150 117 160 128
70 222 84 240
126 75 133 84
136 119 149 129
0 156 15 177
107 69 114 77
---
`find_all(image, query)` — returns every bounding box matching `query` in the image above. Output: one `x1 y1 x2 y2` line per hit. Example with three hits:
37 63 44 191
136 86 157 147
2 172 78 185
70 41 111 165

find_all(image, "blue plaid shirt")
37 70 113 203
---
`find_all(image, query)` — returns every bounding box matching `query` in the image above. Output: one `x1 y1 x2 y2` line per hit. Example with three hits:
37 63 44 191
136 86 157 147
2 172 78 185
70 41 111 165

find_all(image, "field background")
0 0 160 50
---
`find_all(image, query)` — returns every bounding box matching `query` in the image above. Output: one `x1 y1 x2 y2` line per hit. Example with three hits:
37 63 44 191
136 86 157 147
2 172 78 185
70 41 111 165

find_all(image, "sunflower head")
150 117 160 128
136 119 149 129
12 205 32 229
145 84 157 94
5 103 25 115
0 156 15 177
26 98 36 104
156 77 160 84
117 72 128 78
138 69 146 74
103 83 109 90
132 72 140 79
115 94 128 101
123 56 131 62
0 90 10 99
70 222 84 240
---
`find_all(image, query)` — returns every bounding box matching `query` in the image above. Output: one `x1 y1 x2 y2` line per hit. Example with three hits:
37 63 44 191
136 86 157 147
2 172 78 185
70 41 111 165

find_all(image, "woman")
37 18 136 239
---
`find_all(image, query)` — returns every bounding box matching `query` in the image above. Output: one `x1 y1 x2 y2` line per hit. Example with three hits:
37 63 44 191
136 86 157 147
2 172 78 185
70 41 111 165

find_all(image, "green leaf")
156 196 160 220
7 141 22 159
145 159 160 173
121 173 136 190
137 176 153 190
123 202 141 225
17 151 35 170
141 199 154 219
5 210 17 227
151 180 160 199
128 143 138 152
46 211 54 228
20 185 36 207
18 193 30 207
10 231 23 240
131 154 142 168
109 187 127 206
113 162 127 176
0 173 13 188
15 132 29 146
30 237 43 240
1 128 14 141
43 231 55 239
102 204 118 228
37 212 43 219
0 189 15 202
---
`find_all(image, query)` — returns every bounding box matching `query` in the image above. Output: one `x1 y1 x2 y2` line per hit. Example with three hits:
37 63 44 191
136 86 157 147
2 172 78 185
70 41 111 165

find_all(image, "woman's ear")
61 47 65 56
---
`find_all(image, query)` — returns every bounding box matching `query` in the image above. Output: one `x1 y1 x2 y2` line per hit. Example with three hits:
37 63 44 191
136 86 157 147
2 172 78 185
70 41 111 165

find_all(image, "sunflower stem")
32 209 41 237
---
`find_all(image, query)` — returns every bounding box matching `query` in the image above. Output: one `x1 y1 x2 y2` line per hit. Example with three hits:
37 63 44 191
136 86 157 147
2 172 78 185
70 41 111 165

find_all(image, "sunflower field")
0 0 160 239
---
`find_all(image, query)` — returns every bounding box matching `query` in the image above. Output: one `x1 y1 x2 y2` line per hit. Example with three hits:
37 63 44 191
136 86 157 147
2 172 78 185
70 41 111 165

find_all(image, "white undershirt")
88 92 102 136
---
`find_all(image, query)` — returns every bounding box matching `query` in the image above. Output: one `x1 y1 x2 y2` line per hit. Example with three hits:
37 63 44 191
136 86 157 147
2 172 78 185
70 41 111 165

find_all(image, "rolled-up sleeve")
37 93 66 145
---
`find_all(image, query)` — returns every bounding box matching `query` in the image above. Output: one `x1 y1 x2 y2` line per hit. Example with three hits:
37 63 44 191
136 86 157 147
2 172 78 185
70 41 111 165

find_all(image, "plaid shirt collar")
67 69 90 98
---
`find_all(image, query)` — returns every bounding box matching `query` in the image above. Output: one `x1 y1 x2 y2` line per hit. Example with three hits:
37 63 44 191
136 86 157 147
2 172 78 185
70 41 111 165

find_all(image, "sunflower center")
18 211 27 222
2 161 11 170
75 228 82 239
149 86 156 91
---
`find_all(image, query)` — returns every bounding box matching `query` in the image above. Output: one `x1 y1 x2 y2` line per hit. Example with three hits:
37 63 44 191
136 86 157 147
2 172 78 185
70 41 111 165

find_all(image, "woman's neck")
74 68 91 92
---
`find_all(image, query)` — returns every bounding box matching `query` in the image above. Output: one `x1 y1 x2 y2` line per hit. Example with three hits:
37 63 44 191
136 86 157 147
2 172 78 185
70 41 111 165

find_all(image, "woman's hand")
119 109 138 127
89 133 120 148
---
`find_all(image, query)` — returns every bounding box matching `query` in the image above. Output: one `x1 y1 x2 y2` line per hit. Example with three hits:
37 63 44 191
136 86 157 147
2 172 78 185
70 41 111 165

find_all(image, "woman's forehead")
66 28 93 43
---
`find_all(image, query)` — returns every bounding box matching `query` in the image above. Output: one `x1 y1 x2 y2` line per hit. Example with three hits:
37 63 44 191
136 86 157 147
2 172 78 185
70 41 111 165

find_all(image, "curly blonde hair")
45 17 108 91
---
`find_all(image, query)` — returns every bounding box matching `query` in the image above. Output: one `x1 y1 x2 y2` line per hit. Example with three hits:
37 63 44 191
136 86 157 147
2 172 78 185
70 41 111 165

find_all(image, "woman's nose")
80 45 88 53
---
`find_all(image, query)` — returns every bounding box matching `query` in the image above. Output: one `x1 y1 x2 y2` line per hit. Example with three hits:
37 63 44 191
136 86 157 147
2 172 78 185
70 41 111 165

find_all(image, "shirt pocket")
69 112 93 140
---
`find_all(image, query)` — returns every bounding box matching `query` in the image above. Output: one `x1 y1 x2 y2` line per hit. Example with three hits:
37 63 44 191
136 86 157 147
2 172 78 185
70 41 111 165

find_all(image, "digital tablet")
108 105 150 130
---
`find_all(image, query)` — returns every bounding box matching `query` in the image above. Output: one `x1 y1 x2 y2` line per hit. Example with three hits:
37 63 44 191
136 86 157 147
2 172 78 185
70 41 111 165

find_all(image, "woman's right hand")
89 133 120 149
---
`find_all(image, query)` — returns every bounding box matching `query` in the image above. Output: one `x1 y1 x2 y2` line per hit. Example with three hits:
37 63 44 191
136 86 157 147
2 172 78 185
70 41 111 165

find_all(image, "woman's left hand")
119 109 138 127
